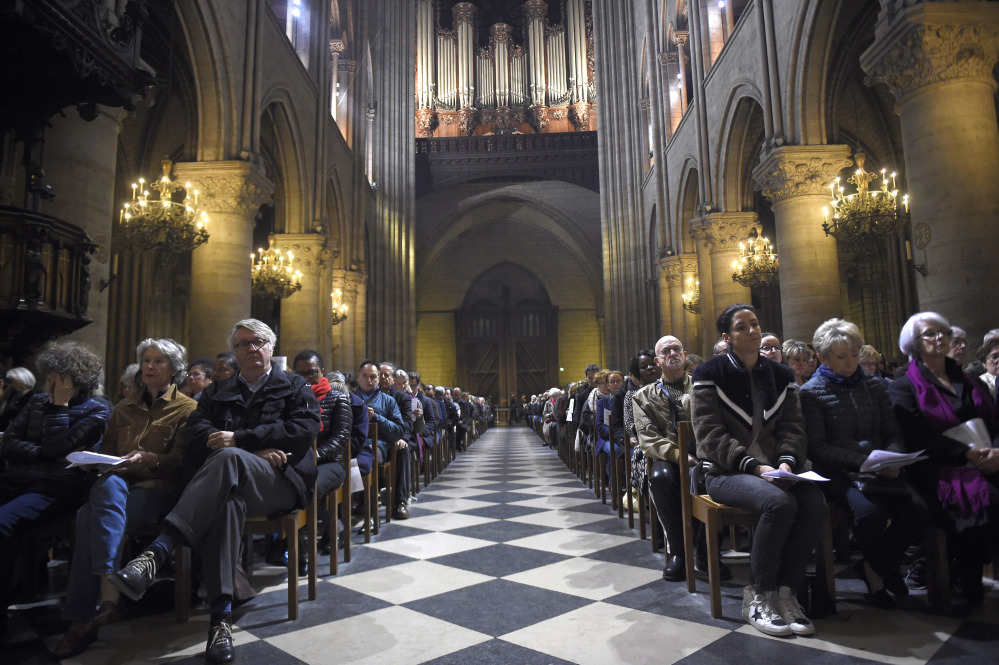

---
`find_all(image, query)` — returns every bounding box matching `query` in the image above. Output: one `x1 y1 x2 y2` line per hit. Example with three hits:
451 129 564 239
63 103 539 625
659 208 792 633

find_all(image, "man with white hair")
112 319 320 664
633 334 731 583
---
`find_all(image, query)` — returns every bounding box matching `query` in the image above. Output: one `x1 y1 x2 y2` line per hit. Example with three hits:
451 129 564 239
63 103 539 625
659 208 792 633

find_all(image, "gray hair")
6 367 36 392
35 341 103 397
228 318 277 350
899 311 950 359
951 326 967 340
984 328 999 345
393 369 408 379
119 363 140 388
434 386 445 396
136 338 188 385
812 318 864 356
782 339 814 362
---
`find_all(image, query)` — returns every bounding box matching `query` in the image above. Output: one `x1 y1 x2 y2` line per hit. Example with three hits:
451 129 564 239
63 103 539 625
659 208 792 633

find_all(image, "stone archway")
455 262 559 403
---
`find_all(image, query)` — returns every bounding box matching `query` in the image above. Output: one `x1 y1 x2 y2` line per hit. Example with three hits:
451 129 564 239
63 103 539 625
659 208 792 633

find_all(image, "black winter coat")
317 389 352 466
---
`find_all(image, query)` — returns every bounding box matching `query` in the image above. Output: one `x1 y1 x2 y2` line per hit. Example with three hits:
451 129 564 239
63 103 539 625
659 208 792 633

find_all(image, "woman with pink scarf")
889 312 999 607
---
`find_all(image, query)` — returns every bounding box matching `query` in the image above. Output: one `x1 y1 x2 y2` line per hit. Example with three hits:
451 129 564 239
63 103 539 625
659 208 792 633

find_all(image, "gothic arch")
460 262 552 309
258 94 308 233
674 160 700 253
715 89 766 212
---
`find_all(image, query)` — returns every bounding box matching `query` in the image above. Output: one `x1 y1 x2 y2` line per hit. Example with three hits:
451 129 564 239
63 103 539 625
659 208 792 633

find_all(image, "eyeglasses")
950 338 968 348
233 338 268 352
295 368 321 378
918 329 951 340
760 345 781 353
986 353 999 364
658 345 684 357
189 372 207 379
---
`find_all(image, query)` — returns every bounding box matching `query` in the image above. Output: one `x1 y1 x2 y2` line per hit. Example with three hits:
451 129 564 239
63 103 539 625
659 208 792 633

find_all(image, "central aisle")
44 426 997 664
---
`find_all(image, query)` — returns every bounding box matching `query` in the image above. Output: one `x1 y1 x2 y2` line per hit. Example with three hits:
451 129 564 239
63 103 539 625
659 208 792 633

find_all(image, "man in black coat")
112 319 320 664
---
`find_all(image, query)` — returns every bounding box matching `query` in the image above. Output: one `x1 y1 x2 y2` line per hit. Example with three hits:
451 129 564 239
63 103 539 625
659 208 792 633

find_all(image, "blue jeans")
704 472 826 593
63 475 177 620
596 438 624 478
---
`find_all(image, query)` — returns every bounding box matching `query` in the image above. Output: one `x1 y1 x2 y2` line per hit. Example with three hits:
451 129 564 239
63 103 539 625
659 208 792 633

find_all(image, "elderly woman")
889 312 999 606
974 338 999 399
116 363 142 404
0 342 110 640
692 304 825 637
0 366 38 431
54 338 197 657
800 319 925 609
783 340 816 387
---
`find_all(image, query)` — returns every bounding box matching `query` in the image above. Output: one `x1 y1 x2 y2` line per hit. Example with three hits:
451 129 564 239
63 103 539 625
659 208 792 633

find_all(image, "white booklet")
943 418 993 450
860 449 927 473
760 469 829 482
65 451 125 468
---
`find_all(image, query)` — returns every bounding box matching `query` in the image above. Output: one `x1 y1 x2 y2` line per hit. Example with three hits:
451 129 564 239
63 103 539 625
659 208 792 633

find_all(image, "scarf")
311 377 331 431
817 364 865 389
904 359 995 432
938 466 991 532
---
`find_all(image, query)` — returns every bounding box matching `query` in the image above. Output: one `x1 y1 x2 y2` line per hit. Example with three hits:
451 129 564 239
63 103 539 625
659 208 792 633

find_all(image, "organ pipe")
454 2 477 109
566 0 588 103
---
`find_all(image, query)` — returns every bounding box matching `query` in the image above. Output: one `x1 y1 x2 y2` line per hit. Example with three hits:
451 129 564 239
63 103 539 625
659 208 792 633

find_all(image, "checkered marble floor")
8 427 999 664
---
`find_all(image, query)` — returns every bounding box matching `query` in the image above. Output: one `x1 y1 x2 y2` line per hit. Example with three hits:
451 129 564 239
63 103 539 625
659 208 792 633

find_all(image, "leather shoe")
695 559 733 581
393 504 410 520
206 621 235 663
51 624 97 660
110 550 159 601
662 554 686 582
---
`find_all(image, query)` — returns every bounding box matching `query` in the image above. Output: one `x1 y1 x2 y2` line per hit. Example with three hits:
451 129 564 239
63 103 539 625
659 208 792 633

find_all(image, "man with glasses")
112 319 320 664
633 335 731 583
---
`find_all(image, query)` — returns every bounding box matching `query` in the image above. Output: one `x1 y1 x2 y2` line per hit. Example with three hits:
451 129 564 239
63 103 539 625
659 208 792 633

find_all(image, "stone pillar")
690 213 756 352
271 233 330 359
330 268 366 371
754 145 852 342
861 3 999 336
42 105 127 354
329 40 345 122
658 255 682 339
680 255 700 353
173 161 274 359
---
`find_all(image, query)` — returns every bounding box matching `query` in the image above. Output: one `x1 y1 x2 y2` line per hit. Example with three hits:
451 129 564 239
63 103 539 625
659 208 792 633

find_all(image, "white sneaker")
776 586 816 636
742 588 793 637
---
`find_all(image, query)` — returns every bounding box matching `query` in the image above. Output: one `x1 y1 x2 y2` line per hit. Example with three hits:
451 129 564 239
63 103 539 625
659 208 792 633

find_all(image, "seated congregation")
531 304 999 638
0 318 492 662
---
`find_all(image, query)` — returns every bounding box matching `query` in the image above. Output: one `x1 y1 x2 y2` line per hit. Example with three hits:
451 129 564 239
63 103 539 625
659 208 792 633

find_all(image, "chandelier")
119 160 209 253
682 277 700 314
731 228 779 287
250 244 303 299
821 152 909 244
330 288 349 326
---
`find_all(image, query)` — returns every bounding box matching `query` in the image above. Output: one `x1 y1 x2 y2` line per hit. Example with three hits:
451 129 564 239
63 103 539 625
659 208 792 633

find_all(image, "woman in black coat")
800 318 926 609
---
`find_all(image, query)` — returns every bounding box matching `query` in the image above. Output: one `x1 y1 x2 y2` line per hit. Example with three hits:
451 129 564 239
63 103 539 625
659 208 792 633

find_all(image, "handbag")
849 472 909 497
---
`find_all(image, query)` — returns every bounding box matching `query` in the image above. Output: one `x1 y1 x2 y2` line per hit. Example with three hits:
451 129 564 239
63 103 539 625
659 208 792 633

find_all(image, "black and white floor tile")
7 427 998 664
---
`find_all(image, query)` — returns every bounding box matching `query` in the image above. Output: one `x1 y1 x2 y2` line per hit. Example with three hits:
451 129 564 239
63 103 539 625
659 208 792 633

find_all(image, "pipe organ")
415 0 595 138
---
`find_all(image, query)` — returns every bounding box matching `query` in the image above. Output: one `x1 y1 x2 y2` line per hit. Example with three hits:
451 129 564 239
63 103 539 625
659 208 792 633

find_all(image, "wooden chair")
242 439 319 621
677 421 758 618
125 522 192 622
326 460 352 574
360 420 379 538
378 429 399 525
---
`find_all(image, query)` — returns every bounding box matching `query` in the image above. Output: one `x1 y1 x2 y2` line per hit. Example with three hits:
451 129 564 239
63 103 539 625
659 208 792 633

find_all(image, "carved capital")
489 23 513 45
679 255 699 274
673 31 689 48
689 213 759 252
638 98 651 112
339 59 356 73
269 233 332 275
568 102 591 131
862 4 999 104
416 107 438 137
453 2 477 26
331 268 366 303
173 161 274 219
524 0 548 22
658 51 678 67
753 145 852 204
658 256 683 287
329 39 345 56
528 105 549 133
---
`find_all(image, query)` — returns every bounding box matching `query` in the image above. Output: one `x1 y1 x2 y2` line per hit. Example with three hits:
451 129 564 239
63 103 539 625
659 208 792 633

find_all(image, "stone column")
861 3 999 336
330 268 366 371
754 145 852 342
680 255 701 353
658 255 682 337
689 212 755 326
272 233 330 359
173 161 274 359
329 40 345 122
42 105 127 354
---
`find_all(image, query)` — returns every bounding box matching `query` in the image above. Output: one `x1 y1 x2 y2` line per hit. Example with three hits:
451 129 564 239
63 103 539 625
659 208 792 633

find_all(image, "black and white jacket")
691 352 805 474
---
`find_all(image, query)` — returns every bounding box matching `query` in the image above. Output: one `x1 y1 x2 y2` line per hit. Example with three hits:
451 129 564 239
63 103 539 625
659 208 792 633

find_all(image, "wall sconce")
99 254 119 292
331 288 349 326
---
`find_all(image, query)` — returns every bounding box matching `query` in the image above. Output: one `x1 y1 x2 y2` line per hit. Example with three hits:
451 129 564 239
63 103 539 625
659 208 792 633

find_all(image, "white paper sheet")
760 469 829 482
943 418 993 449
65 451 125 468
859 449 927 472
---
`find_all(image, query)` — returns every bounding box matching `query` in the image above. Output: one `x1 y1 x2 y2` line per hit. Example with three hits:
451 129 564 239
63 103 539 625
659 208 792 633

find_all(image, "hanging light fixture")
731 228 779 287
119 160 209 253
330 288 349 326
250 243 303 299
682 277 700 314
821 151 909 244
